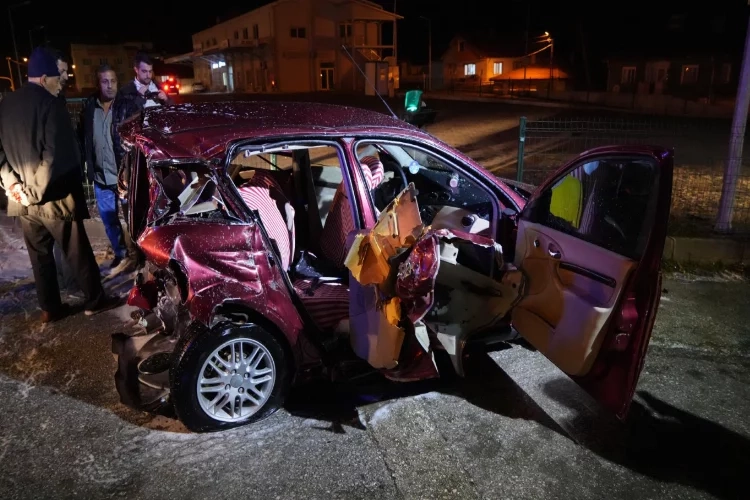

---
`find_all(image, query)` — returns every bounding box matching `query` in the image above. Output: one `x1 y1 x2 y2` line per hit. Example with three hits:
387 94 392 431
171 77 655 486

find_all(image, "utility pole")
715 10 750 232
8 2 31 88
420 16 432 91
524 1 530 82
393 0 398 63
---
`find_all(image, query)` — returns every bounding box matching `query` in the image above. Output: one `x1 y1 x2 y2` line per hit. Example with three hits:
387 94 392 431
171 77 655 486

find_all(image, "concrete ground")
1 216 750 500
1 93 747 499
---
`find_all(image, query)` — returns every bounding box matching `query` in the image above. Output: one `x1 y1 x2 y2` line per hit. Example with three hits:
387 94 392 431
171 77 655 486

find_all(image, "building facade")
605 55 736 101
169 0 400 93
70 42 153 91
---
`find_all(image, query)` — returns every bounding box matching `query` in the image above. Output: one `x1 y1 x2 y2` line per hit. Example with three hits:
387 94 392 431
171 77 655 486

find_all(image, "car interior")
225 140 523 360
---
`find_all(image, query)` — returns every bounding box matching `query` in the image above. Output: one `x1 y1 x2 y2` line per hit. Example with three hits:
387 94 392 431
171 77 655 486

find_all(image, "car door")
511 146 673 418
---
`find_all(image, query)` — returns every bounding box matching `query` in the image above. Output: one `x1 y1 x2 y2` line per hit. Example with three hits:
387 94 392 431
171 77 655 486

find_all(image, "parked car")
161 76 180 96
192 81 206 93
113 101 673 432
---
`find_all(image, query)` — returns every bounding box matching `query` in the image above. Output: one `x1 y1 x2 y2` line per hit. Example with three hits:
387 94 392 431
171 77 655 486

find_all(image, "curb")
662 236 750 264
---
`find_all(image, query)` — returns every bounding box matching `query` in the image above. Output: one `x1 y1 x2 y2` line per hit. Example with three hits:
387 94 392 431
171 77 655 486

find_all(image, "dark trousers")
21 214 104 312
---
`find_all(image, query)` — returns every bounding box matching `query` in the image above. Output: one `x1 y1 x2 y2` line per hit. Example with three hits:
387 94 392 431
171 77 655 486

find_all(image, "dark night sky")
1 1 748 74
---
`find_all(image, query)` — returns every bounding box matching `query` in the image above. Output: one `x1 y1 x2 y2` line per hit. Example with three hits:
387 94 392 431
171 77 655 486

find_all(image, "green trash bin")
404 89 422 112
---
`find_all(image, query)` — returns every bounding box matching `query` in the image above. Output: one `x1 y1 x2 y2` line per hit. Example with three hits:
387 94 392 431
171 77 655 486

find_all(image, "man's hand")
157 90 168 101
137 85 149 96
8 183 30 206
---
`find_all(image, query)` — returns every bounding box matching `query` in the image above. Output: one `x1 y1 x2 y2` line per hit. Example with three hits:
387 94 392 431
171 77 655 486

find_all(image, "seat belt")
292 150 324 255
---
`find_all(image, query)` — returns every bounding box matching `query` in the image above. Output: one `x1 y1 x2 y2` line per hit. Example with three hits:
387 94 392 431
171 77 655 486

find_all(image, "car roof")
128 101 422 160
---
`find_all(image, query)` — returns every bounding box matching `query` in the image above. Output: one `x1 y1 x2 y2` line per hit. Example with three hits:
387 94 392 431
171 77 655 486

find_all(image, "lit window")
493 62 503 75
680 64 699 84
464 63 476 76
621 66 636 84
720 63 731 84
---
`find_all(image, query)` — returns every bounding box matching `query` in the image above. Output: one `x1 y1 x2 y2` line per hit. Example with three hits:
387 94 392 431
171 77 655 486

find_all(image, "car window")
355 141 495 238
525 156 660 259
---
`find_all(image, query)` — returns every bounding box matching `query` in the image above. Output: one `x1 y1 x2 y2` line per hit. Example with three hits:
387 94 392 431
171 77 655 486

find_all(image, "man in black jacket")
0 47 116 323
112 52 171 186
80 64 136 273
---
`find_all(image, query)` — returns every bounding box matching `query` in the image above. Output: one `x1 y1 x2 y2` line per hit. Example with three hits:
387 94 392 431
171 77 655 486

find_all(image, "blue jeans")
95 183 128 259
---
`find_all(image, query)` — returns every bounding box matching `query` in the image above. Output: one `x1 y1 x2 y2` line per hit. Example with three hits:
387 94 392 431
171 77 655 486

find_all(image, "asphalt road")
1 94 749 499
1 220 750 499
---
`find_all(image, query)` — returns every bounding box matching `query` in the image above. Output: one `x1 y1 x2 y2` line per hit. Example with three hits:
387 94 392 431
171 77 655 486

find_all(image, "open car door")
511 146 673 418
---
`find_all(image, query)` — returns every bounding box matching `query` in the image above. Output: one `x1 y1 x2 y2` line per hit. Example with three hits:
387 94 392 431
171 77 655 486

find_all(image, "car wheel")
170 323 291 432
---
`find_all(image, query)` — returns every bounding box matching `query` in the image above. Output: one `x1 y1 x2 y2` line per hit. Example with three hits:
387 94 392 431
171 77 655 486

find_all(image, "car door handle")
548 245 561 259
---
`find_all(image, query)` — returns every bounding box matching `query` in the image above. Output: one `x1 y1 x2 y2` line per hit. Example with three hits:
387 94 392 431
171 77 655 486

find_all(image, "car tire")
170 323 292 432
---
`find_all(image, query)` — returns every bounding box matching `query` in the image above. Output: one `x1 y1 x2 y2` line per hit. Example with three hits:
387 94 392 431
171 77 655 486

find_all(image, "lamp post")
544 31 554 98
420 16 432 91
8 1 32 87
29 25 44 51
4 58 15 91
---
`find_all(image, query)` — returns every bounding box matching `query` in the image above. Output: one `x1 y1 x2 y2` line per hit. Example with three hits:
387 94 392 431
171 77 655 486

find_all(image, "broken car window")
355 141 495 238
150 163 227 221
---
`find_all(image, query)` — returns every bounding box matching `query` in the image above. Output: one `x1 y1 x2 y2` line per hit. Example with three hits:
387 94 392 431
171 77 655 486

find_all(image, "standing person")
0 47 117 323
112 52 171 247
80 65 136 274
51 49 79 292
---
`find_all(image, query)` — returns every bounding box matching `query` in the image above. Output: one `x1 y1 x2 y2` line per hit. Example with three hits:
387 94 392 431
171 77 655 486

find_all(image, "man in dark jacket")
112 52 171 186
0 47 116 323
80 64 136 273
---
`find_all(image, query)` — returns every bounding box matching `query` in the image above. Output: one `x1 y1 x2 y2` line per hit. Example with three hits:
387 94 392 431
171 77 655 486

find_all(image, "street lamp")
419 16 432 91
8 1 32 87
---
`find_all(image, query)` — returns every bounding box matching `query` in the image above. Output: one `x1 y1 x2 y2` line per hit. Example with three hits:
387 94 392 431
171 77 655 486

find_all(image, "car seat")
237 170 296 271
319 156 385 267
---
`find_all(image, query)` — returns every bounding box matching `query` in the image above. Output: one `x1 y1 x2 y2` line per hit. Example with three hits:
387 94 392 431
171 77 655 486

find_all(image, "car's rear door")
512 146 673 418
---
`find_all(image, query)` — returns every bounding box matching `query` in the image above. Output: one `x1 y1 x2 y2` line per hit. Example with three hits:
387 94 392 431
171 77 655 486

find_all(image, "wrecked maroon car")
112 101 673 432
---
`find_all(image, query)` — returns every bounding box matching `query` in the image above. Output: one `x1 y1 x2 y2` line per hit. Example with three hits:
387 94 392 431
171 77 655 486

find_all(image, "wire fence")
516 116 750 238
64 98 97 205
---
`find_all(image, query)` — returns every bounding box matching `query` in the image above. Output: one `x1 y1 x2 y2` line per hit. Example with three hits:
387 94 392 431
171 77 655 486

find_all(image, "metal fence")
64 98 97 205
516 116 750 238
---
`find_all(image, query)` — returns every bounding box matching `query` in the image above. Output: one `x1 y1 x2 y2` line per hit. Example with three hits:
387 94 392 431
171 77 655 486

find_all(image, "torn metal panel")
345 183 524 377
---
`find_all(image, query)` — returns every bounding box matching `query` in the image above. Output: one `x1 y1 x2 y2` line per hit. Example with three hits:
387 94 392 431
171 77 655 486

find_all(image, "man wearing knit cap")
0 47 118 323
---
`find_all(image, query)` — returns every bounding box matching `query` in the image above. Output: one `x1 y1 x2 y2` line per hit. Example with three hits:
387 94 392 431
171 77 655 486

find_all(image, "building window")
243 27 249 39
115 58 122 65
291 27 306 38
458 41 465 52
99 58 108 65
621 66 636 84
681 64 699 84
234 30 239 40
720 63 731 84
464 63 476 76
339 23 352 38
493 62 503 75
253 24 259 39
82 58 91 66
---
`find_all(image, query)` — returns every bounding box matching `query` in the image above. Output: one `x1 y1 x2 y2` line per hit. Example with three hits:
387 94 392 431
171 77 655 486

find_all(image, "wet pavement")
1 94 749 499
0 217 749 500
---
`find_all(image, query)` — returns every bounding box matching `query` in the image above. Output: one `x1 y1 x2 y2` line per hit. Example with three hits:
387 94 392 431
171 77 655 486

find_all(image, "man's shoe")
40 304 71 324
109 256 136 276
110 256 123 269
84 296 121 317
